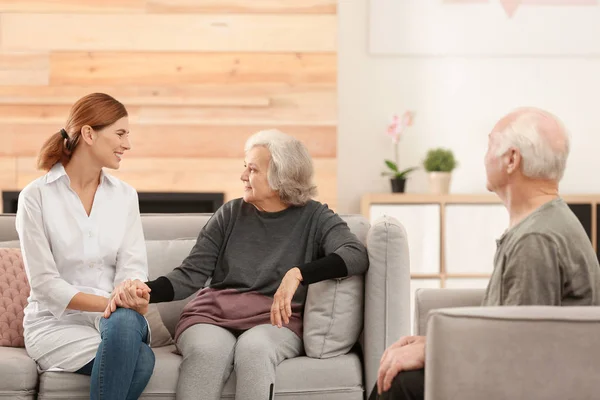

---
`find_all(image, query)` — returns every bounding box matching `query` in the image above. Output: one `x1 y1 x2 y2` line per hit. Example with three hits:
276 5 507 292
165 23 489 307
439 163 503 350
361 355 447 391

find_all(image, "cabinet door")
444 204 508 275
370 204 440 274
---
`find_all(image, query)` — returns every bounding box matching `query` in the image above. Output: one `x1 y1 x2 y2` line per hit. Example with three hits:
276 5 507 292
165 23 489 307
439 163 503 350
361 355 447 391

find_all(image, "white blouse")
16 163 148 320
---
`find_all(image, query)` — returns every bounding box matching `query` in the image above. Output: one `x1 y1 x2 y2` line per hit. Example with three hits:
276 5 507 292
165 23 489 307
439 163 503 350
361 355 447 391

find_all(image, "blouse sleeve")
16 187 79 318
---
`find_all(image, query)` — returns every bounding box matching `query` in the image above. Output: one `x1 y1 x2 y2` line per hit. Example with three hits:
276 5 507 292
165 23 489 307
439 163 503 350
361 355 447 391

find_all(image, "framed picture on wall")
368 0 600 56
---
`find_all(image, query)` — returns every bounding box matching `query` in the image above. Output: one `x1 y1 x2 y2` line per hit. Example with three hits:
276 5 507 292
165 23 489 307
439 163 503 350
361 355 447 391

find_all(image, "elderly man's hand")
377 335 426 394
103 279 151 319
271 267 303 328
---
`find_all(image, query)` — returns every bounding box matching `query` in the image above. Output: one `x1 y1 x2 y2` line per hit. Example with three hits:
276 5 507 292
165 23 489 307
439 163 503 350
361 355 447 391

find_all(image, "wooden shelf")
361 193 600 217
363 193 600 288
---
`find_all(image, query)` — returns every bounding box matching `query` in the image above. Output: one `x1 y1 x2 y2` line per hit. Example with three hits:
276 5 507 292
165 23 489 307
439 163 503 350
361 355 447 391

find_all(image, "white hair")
494 109 570 181
244 129 317 206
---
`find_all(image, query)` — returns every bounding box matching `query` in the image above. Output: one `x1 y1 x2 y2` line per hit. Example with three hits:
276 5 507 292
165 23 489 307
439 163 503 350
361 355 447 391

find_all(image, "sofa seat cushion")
0 347 38 395
38 346 364 399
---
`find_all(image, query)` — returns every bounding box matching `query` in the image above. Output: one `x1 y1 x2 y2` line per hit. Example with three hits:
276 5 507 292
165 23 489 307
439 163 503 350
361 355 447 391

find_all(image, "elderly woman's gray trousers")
175 323 303 400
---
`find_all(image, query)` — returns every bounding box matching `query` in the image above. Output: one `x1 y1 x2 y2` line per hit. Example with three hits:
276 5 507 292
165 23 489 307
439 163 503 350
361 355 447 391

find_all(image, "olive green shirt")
482 198 600 306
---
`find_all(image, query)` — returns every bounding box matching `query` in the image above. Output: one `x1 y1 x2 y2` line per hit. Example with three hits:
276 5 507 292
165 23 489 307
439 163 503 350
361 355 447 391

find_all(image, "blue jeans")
75 308 155 400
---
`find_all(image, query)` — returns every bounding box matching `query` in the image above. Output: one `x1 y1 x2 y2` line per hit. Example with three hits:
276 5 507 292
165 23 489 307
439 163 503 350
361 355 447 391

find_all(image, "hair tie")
60 128 69 140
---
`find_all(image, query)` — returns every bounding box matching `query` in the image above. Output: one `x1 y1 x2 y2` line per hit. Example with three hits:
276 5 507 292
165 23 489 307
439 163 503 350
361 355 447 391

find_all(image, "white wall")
338 0 600 213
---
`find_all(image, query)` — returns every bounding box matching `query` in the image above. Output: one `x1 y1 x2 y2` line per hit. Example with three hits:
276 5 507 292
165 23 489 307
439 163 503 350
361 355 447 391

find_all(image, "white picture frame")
368 0 600 56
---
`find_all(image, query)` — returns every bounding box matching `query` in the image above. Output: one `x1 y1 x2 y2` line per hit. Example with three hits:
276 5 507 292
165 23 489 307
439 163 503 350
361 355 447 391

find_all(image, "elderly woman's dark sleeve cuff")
146 276 175 304
298 253 348 285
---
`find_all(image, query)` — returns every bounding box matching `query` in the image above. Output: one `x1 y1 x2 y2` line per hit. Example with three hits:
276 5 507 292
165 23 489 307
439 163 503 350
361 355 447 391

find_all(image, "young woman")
17 93 155 400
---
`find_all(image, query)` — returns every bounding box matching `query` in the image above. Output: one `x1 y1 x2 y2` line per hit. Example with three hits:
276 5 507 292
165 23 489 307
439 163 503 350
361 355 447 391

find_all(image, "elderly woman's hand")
103 279 151 319
271 267 303 328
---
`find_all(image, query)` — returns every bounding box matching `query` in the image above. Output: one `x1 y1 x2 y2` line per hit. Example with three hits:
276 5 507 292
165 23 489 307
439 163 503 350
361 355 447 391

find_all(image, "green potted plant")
422 148 457 194
381 111 418 193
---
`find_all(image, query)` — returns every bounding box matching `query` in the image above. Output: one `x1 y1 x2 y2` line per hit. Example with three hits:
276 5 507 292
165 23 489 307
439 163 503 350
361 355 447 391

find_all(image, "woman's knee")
234 332 275 366
101 308 147 337
104 308 145 326
178 329 234 361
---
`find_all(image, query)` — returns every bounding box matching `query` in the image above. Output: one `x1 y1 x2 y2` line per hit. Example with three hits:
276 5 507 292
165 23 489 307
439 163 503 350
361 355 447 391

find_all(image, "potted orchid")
381 111 418 193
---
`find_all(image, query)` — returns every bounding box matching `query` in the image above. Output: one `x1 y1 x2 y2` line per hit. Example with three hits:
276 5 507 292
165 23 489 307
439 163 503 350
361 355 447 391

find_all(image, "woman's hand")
103 279 151 318
271 267 303 328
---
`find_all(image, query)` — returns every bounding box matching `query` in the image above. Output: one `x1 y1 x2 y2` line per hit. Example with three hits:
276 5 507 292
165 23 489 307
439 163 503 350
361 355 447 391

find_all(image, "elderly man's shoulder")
504 198 593 257
519 198 584 238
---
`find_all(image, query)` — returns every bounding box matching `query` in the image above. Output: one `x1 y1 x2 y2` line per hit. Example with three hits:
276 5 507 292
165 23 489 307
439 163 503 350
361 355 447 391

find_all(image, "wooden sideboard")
361 193 600 327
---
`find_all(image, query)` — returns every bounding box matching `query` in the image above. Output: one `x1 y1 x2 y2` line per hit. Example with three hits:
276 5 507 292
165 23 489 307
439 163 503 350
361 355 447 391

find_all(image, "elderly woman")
106 129 369 400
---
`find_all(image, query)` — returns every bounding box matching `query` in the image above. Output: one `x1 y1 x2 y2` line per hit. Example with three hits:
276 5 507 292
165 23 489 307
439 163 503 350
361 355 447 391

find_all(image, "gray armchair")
415 288 600 400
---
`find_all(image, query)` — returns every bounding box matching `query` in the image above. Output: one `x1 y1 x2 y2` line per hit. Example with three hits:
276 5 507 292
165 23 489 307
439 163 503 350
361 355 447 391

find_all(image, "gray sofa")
415 288 600 400
0 212 411 399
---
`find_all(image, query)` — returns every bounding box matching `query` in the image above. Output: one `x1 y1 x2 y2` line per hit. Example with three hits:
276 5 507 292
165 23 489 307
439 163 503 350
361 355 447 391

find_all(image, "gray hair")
494 108 570 181
244 129 317 206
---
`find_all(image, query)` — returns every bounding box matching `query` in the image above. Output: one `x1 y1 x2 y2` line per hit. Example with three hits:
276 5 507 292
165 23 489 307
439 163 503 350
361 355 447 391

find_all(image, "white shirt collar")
45 163 117 186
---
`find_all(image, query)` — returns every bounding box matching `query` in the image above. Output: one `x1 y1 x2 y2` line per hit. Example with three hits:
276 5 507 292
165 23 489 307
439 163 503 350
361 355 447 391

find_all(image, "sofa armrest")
414 288 485 336
363 216 411 392
424 306 600 400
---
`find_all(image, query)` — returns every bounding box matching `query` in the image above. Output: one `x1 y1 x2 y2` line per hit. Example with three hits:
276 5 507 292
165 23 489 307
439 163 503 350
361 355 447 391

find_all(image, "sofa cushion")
146 305 174 348
37 346 363 399
0 248 29 348
145 239 198 338
0 347 38 394
302 215 369 359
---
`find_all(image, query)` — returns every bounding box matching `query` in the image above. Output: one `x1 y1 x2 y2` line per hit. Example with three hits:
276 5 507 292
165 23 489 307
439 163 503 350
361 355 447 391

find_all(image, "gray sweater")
149 198 369 340
482 197 600 306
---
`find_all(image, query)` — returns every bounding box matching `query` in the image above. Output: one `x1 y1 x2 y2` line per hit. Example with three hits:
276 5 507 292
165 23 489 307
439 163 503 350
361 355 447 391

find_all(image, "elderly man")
369 107 600 400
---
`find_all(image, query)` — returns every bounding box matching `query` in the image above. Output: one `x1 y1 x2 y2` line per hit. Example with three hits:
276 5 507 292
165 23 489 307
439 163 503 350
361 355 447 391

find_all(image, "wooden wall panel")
0 53 49 85
0 92 335 125
0 0 145 13
146 0 337 14
49 52 336 86
0 2 337 211
0 124 336 158
1 14 336 52
0 85 272 107
0 105 142 124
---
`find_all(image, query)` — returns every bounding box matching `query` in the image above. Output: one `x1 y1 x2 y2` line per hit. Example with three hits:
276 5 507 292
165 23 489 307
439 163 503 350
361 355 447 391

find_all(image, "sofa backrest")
0 213 371 336
0 213 370 244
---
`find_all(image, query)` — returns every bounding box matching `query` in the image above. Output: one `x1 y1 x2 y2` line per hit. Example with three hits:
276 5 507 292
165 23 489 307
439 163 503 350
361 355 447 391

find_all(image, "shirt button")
88 231 93 238
89 262 94 268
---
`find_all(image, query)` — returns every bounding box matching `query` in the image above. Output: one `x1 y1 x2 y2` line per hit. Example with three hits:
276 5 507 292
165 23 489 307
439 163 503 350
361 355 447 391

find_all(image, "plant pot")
427 172 452 194
390 177 406 193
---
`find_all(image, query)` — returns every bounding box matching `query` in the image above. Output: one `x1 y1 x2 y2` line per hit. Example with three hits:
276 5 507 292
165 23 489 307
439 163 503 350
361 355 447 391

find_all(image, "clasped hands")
103 279 151 319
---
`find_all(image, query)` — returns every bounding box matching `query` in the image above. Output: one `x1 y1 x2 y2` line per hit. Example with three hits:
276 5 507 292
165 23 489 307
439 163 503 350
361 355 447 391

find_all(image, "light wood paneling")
0 90 335 125
0 84 334 106
0 0 145 13
146 0 337 14
16 157 338 209
137 91 336 126
0 3 337 208
49 52 336 86
1 15 336 52
0 124 336 158
0 85 270 107
0 105 142 124
0 53 49 85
